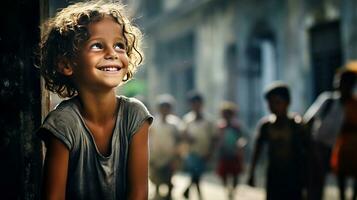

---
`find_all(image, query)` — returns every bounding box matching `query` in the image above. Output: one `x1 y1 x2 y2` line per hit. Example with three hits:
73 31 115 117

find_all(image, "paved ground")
149 171 352 200
149 172 265 200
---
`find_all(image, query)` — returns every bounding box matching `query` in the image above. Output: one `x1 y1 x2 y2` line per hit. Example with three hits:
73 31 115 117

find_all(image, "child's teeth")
101 67 118 71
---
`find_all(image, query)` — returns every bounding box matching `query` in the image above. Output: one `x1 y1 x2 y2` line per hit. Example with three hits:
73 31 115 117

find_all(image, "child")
248 82 307 200
149 94 181 200
37 1 153 199
182 91 215 200
304 65 357 200
329 66 357 200
216 101 246 200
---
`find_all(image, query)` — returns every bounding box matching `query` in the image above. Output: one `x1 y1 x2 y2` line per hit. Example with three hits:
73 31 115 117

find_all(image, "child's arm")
247 139 263 186
127 121 150 200
41 133 69 200
247 122 267 187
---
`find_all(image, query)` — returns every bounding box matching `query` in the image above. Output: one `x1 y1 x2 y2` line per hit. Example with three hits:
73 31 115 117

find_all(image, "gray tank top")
39 96 153 200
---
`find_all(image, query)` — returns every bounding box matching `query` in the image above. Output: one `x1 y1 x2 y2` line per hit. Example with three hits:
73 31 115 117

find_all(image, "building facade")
133 0 357 129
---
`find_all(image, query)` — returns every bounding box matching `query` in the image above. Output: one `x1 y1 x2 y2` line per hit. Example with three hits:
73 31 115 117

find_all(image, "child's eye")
114 42 126 51
90 43 103 50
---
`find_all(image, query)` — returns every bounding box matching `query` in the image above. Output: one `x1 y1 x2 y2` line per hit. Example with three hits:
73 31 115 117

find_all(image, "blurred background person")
182 91 216 200
215 101 247 200
149 94 182 200
304 62 357 200
330 64 357 200
248 82 308 200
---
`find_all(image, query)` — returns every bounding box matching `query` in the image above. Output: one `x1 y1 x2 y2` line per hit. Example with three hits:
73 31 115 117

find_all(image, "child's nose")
104 48 118 59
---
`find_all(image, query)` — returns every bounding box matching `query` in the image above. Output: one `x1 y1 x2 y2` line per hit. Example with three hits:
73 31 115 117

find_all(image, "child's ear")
57 58 73 76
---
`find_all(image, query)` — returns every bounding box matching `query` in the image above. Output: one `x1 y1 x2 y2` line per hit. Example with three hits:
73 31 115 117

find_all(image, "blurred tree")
121 79 147 97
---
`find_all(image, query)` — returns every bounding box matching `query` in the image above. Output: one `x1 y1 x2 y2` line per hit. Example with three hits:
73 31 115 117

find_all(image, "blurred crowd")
147 62 357 200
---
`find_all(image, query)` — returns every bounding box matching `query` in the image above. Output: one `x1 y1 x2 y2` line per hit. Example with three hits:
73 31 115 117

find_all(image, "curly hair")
39 1 143 98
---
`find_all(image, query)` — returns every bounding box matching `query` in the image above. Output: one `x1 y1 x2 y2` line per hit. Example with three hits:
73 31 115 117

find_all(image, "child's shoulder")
166 114 182 125
183 111 214 124
183 111 195 123
258 114 276 126
54 97 77 109
117 96 153 136
258 113 302 125
217 118 239 129
118 95 153 122
288 112 303 124
119 95 143 103
44 97 80 122
118 95 149 111
49 97 78 115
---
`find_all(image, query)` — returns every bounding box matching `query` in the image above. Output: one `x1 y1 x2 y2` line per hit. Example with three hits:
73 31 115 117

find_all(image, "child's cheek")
123 54 129 68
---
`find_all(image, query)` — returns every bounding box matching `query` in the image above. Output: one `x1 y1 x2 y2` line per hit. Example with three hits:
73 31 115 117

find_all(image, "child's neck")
160 114 168 123
194 111 203 121
77 90 118 124
274 114 289 123
225 118 233 126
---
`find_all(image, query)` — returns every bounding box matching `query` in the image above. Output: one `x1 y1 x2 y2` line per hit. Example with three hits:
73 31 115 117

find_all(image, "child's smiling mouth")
97 66 122 72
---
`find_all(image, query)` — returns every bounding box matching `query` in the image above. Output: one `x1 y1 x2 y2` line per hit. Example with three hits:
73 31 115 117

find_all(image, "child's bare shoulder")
259 114 276 126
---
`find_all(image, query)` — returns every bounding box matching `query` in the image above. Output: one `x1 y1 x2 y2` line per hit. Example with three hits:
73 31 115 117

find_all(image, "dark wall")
0 0 42 199
309 20 342 99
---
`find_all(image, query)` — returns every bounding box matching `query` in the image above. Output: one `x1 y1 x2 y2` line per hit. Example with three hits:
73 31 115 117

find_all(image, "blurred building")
131 0 357 129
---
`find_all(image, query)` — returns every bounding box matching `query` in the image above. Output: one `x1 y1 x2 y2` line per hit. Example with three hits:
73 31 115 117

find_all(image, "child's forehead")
87 16 123 35
268 95 288 102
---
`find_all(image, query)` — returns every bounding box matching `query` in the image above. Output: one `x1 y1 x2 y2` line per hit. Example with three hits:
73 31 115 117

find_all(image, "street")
149 171 265 200
149 171 347 200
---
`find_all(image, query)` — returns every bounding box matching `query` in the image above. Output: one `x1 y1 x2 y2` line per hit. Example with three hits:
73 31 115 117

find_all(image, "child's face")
159 104 171 116
70 16 129 91
190 100 203 113
222 110 234 120
339 77 356 99
267 95 289 117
